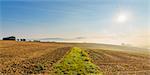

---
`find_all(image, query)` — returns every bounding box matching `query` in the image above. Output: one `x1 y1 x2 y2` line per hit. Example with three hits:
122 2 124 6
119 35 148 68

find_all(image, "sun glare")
117 13 127 23
114 11 132 24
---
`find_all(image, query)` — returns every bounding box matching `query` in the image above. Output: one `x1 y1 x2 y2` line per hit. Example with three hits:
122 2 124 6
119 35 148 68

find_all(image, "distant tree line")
17 39 26 41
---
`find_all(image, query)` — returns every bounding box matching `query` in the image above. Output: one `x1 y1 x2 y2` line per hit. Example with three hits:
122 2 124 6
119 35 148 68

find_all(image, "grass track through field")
53 47 103 75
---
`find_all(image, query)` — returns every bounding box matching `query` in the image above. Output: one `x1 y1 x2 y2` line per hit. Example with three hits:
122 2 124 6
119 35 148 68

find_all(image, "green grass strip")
53 47 103 75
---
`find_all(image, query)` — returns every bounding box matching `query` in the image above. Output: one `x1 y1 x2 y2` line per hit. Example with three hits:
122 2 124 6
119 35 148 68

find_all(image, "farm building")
2 36 16 41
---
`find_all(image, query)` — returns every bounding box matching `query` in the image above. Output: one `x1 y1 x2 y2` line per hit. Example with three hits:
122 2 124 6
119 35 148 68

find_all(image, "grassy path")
53 47 102 75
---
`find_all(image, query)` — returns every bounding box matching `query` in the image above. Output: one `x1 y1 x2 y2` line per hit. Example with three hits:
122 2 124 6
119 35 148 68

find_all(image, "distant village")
2 36 40 42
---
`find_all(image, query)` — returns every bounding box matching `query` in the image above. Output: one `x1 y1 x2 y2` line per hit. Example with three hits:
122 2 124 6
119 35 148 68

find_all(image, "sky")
0 0 150 48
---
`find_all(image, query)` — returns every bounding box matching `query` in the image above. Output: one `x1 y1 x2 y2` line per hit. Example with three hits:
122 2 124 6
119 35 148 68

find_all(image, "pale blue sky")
0 0 149 47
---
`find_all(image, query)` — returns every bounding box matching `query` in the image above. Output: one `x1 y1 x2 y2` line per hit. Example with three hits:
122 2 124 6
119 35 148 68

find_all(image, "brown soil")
1 41 150 75
0 41 71 75
87 49 150 75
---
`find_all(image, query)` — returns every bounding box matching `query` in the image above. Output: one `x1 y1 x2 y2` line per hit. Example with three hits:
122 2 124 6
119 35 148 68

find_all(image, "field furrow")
87 49 150 75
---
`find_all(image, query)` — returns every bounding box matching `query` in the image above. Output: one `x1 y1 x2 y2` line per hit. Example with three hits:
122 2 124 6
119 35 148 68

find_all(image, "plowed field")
0 41 150 75
0 41 70 75
87 49 150 75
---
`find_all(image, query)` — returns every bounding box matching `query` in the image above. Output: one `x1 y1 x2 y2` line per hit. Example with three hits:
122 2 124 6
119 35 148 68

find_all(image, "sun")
116 13 128 23
113 10 132 24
